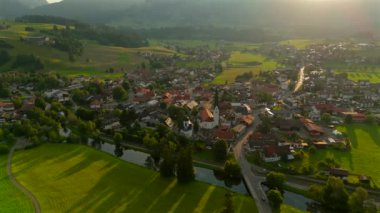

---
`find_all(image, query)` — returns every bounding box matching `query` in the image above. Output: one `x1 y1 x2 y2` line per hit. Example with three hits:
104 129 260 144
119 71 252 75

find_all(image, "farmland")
12 143 257 213
282 124 380 187
279 39 323 49
212 51 280 84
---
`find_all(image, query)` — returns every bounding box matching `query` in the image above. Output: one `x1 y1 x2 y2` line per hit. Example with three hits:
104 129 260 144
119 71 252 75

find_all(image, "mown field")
284 124 380 187
279 39 323 49
0 155 34 213
12 144 257 213
341 71 380 83
212 51 280 84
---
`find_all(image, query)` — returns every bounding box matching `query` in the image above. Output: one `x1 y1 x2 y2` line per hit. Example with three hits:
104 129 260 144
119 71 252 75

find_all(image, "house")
309 106 321 121
199 107 219 129
329 168 349 179
44 90 70 102
90 99 102 110
213 125 235 142
0 102 15 112
20 98 35 112
232 124 246 138
340 112 367 122
274 119 301 131
180 120 193 138
240 115 255 126
134 87 155 103
300 117 325 136
22 36 53 46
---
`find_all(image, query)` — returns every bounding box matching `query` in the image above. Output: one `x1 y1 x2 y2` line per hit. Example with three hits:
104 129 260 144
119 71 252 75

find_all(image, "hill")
26 0 380 38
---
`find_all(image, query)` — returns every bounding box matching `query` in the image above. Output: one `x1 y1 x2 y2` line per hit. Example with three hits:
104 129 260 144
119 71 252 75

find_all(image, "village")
1 41 380 184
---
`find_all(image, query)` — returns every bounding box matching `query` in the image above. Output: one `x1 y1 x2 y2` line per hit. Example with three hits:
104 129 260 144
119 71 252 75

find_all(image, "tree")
143 134 160 160
214 140 228 162
266 172 286 191
345 115 353 124
321 113 331 123
122 80 130 91
322 177 349 212
348 187 368 213
160 145 175 178
176 147 195 183
112 86 127 101
267 189 283 210
220 192 234 213
0 50 10 66
224 159 241 178
35 97 46 109
309 184 324 202
213 88 219 108
114 132 123 157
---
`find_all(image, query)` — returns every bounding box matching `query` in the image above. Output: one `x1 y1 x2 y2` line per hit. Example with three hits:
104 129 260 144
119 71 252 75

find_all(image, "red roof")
214 126 234 141
200 108 214 122
241 115 255 125
0 102 14 108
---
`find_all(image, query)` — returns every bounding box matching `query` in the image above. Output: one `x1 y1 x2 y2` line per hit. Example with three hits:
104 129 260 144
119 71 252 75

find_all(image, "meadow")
150 39 261 51
279 39 323 49
0 155 34 213
284 124 380 187
212 51 280 84
0 21 180 79
12 143 257 213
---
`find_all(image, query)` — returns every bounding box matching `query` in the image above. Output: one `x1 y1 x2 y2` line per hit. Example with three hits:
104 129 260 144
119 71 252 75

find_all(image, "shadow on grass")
64 164 211 213
366 125 380 147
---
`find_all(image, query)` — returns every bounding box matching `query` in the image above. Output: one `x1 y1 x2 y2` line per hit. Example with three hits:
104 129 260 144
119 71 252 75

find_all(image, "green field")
0 21 182 78
0 155 34 212
285 124 380 186
280 204 306 213
150 39 261 51
279 39 322 49
334 66 380 83
12 144 257 213
212 51 280 84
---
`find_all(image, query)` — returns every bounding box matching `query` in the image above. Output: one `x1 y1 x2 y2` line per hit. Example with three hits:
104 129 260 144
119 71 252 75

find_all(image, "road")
7 140 41 213
293 66 305 93
232 112 272 213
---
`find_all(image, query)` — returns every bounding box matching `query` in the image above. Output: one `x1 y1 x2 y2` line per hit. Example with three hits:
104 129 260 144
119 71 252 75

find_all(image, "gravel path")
7 141 41 213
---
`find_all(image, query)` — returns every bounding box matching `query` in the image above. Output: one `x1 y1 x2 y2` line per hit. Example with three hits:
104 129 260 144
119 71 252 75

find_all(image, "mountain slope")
0 0 29 18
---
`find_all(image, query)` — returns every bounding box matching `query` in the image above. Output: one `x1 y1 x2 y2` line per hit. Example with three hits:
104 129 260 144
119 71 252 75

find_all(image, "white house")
180 120 193 138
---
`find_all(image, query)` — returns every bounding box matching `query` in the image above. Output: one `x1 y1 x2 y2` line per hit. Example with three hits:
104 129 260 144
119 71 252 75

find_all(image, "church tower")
213 106 220 127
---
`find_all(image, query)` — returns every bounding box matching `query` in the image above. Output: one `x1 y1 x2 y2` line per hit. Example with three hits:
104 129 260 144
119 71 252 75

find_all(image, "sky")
46 0 63 3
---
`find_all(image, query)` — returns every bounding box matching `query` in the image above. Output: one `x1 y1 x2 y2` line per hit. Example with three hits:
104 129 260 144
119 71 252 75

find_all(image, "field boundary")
7 142 41 213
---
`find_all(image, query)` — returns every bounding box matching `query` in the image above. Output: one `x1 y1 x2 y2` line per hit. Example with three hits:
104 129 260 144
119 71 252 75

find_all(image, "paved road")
7 141 41 213
293 66 305 93
232 113 272 213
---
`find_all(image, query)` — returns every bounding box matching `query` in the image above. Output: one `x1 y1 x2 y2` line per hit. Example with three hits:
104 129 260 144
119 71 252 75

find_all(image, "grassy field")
279 39 323 49
212 51 280 84
12 143 257 213
150 39 261 51
0 155 34 212
0 21 182 79
280 205 306 213
284 124 380 186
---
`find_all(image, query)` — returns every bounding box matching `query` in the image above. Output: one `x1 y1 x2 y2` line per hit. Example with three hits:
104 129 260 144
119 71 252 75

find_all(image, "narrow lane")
7 140 41 213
